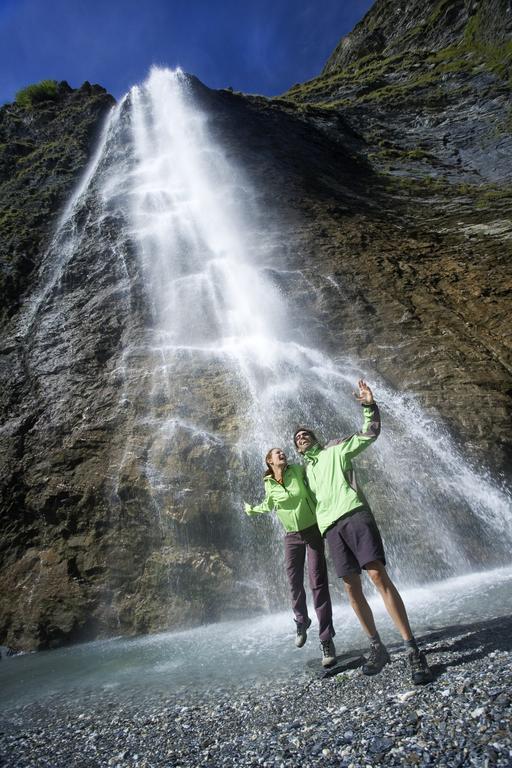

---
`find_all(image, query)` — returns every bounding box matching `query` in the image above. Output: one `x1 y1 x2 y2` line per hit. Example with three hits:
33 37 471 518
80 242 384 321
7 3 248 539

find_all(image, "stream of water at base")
2 566 511 709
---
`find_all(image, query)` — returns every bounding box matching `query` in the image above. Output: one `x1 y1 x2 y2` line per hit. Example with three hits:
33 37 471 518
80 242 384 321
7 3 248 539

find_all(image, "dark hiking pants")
284 523 335 642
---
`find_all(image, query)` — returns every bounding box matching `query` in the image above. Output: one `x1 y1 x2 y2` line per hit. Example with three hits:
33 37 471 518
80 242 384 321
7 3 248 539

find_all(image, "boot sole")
362 652 391 675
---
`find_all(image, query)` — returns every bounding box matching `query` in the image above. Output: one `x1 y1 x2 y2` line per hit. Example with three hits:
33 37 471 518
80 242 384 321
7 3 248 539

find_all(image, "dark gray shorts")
325 508 386 578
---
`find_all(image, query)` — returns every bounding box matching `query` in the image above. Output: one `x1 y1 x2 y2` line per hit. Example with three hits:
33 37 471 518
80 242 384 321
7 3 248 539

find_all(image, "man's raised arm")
331 379 381 459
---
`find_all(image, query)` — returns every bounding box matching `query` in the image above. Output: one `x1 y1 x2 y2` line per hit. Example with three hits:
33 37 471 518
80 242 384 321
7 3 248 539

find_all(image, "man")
294 379 432 685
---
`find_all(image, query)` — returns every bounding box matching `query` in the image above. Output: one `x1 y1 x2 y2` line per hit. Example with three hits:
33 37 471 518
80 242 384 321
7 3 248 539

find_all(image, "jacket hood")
264 464 291 483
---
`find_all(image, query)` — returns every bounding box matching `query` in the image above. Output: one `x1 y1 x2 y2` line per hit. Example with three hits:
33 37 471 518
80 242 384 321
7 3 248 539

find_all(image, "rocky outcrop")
1 1 511 651
323 0 512 75
0 81 114 320
0 82 121 650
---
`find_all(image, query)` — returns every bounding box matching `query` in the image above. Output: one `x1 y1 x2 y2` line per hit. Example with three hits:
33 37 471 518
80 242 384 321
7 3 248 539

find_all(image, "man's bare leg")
342 573 378 637
365 560 413 641
342 570 391 675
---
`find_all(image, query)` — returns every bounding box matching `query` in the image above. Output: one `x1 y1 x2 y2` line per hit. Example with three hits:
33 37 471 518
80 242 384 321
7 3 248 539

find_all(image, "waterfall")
20 66 512 621
122 67 511 584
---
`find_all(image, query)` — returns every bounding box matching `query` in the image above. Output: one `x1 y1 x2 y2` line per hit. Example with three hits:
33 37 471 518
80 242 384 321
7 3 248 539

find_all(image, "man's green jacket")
303 403 381 535
244 464 317 532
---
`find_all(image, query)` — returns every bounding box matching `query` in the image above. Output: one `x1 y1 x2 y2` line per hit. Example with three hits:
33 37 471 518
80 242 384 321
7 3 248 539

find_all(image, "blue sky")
0 0 374 104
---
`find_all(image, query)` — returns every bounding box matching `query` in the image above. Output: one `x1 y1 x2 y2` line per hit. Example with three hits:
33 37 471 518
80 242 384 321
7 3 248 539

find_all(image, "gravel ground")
1 615 511 768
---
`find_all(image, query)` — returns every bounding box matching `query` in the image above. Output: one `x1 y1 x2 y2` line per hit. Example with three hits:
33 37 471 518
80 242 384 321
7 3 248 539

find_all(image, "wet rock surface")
1 615 511 767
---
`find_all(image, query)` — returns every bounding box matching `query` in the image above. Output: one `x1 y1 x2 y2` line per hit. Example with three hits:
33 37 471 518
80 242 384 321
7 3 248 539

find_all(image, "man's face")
295 430 313 454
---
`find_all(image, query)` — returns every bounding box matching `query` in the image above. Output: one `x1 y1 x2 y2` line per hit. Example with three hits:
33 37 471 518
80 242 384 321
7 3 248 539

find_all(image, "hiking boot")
320 638 337 668
409 648 433 685
295 618 311 648
362 642 391 675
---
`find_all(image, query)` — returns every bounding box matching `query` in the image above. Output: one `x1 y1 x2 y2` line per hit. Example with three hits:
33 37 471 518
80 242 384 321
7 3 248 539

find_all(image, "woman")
244 447 337 667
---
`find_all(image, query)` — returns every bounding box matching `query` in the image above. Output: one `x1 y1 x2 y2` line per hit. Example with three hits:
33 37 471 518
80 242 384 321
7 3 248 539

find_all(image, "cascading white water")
112 66 511 587
129 72 287 350
20 65 511 612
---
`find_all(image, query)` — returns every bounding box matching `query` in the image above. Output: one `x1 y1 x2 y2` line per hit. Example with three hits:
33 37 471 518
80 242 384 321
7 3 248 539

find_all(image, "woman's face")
268 448 287 468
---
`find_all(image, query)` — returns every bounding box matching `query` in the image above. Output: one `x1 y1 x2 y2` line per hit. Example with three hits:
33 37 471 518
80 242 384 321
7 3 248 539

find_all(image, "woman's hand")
355 378 374 405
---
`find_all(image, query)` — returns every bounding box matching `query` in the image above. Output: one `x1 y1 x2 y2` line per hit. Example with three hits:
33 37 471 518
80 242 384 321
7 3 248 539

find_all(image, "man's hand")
355 379 374 405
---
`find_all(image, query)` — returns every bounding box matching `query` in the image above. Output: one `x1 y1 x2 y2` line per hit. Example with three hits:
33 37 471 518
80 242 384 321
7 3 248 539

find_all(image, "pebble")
396 690 417 702
1 619 511 767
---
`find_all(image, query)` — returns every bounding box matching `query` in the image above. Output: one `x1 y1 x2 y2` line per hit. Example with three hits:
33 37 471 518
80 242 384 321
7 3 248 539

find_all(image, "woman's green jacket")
244 464 317 532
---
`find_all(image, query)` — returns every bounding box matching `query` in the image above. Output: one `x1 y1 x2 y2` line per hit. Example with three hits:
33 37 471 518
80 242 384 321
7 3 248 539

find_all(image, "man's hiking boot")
409 648 433 685
362 642 391 675
295 618 311 648
320 638 337 668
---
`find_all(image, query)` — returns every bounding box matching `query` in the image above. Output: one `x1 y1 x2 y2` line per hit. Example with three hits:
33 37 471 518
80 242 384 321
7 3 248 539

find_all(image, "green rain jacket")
244 464 317 532
303 402 381 535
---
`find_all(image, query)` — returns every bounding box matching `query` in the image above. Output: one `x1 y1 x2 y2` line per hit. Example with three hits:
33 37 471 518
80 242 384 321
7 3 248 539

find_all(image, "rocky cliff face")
0 81 114 320
0 83 120 650
1 0 511 651
323 0 512 74
281 0 512 466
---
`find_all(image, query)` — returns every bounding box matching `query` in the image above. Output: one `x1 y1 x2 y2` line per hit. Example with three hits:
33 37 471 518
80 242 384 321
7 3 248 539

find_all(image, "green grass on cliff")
370 146 435 163
281 50 464 109
15 80 59 109
281 43 504 110
280 4 511 111
394 176 512 207
464 13 512 83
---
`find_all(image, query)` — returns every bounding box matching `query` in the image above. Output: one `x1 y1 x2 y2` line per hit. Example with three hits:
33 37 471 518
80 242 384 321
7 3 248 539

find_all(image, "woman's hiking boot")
295 618 312 648
362 642 391 675
408 648 433 685
320 638 337 667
